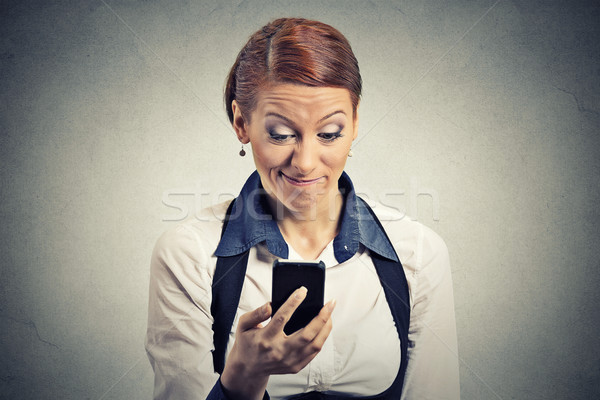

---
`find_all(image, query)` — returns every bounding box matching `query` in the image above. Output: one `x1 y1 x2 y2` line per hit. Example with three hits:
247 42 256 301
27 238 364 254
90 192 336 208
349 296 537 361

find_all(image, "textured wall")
1 0 599 399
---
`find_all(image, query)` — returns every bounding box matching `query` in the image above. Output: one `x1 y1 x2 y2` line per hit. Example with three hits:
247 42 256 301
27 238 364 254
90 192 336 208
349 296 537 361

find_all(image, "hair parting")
224 18 362 124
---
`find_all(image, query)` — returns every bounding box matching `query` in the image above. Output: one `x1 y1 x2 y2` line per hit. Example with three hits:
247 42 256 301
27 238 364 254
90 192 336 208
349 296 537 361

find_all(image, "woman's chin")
271 196 320 219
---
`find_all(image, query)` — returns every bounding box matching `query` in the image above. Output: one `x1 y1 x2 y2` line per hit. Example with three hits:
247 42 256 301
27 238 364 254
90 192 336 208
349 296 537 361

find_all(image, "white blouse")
145 199 460 399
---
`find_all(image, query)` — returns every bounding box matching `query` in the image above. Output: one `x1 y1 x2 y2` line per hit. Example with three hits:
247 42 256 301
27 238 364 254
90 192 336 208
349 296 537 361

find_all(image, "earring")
348 149 353 157
239 144 246 157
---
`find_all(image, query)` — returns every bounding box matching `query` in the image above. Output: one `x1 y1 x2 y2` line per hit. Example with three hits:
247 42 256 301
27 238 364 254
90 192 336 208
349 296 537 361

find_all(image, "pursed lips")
279 171 324 186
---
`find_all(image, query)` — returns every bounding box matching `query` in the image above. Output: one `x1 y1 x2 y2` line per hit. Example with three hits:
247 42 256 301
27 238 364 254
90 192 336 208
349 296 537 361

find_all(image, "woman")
146 18 459 400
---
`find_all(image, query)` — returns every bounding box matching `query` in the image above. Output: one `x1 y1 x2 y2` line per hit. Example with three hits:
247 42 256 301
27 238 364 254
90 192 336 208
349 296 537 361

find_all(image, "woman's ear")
352 102 360 141
232 100 250 144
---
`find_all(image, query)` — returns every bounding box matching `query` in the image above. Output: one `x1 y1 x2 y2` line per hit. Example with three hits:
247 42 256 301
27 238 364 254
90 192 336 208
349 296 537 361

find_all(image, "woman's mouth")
280 172 323 186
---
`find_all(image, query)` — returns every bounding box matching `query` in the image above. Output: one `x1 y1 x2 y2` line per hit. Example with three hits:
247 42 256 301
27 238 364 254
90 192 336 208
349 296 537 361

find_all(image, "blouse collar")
214 170 399 263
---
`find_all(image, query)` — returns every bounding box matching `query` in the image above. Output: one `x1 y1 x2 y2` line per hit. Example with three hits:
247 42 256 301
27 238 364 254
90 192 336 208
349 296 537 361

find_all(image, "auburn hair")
224 18 362 123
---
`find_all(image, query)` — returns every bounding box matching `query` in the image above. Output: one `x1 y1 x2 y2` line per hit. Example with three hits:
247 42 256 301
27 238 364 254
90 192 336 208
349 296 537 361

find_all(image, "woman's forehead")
255 84 353 119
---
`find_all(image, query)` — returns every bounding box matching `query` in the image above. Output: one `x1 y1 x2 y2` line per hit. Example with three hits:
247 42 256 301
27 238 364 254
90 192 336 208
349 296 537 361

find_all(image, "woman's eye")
319 131 343 142
267 123 297 142
268 130 295 142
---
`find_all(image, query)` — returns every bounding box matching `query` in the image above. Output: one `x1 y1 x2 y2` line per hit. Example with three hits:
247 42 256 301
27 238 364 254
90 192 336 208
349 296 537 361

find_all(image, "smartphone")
272 260 326 335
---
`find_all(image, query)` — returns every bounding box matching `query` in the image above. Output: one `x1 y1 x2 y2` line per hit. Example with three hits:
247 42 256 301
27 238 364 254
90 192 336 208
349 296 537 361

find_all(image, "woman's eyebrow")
265 110 346 124
265 112 292 123
318 110 346 123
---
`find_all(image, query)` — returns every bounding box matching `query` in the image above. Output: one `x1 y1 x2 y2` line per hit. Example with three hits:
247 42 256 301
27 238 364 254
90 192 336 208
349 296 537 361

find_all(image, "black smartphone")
272 260 326 335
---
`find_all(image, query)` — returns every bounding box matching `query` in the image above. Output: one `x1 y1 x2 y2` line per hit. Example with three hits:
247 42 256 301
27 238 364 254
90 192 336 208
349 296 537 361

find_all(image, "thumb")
237 302 272 332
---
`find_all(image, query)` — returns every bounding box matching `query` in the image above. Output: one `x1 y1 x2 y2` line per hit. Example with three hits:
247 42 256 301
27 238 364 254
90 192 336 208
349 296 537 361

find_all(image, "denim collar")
214 170 399 263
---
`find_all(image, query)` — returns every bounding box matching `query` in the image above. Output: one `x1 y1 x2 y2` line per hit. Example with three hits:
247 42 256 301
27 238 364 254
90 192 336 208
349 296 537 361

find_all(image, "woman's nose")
291 139 318 175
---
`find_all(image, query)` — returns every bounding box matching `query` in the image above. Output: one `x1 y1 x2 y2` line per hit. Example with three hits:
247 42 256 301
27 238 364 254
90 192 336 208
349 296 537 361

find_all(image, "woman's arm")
145 224 222 399
401 224 461 400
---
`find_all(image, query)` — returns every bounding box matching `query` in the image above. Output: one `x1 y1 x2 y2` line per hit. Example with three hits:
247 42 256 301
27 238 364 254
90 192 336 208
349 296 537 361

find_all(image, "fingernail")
295 286 308 299
261 304 270 317
326 299 336 312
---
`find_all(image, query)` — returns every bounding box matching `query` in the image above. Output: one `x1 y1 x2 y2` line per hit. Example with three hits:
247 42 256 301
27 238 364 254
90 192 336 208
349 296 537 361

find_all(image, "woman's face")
232 83 358 216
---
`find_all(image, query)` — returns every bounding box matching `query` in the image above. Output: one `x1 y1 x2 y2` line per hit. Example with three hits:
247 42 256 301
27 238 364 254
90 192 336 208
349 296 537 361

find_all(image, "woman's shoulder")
361 197 449 273
152 199 233 269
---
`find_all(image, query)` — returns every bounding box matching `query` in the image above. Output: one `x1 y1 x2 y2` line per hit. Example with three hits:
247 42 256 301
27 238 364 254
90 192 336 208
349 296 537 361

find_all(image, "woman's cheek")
327 149 349 166
259 147 289 167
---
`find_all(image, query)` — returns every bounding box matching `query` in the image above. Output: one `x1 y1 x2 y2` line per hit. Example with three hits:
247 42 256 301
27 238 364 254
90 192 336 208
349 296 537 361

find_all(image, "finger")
237 302 271 332
293 299 336 343
307 311 333 353
265 286 307 335
289 314 334 373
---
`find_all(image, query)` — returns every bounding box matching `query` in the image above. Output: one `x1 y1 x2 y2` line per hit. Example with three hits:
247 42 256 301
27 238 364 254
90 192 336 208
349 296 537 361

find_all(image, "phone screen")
272 260 325 335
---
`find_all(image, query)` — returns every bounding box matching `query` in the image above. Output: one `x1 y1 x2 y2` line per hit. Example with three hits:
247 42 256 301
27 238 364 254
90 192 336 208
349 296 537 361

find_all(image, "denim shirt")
214 170 399 264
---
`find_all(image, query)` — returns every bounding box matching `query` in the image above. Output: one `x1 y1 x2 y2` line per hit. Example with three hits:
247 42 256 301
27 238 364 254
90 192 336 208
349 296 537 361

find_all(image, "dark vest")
211 199 410 399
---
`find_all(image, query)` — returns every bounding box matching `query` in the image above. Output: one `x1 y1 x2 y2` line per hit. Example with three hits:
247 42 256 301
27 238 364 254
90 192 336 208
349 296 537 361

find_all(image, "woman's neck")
274 190 345 260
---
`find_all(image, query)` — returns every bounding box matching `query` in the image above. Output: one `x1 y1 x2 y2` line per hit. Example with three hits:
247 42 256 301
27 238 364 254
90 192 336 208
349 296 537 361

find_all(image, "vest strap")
211 200 250 374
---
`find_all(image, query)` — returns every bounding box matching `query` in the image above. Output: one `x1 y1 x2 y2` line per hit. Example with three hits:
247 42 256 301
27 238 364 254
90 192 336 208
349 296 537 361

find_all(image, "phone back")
272 260 325 335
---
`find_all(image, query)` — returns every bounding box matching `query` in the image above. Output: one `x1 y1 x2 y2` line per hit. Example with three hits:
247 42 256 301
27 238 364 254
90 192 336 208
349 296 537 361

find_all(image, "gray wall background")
1 0 599 399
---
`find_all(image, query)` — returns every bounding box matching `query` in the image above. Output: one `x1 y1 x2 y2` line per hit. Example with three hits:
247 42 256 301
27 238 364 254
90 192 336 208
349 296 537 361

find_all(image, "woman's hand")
220 287 336 400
